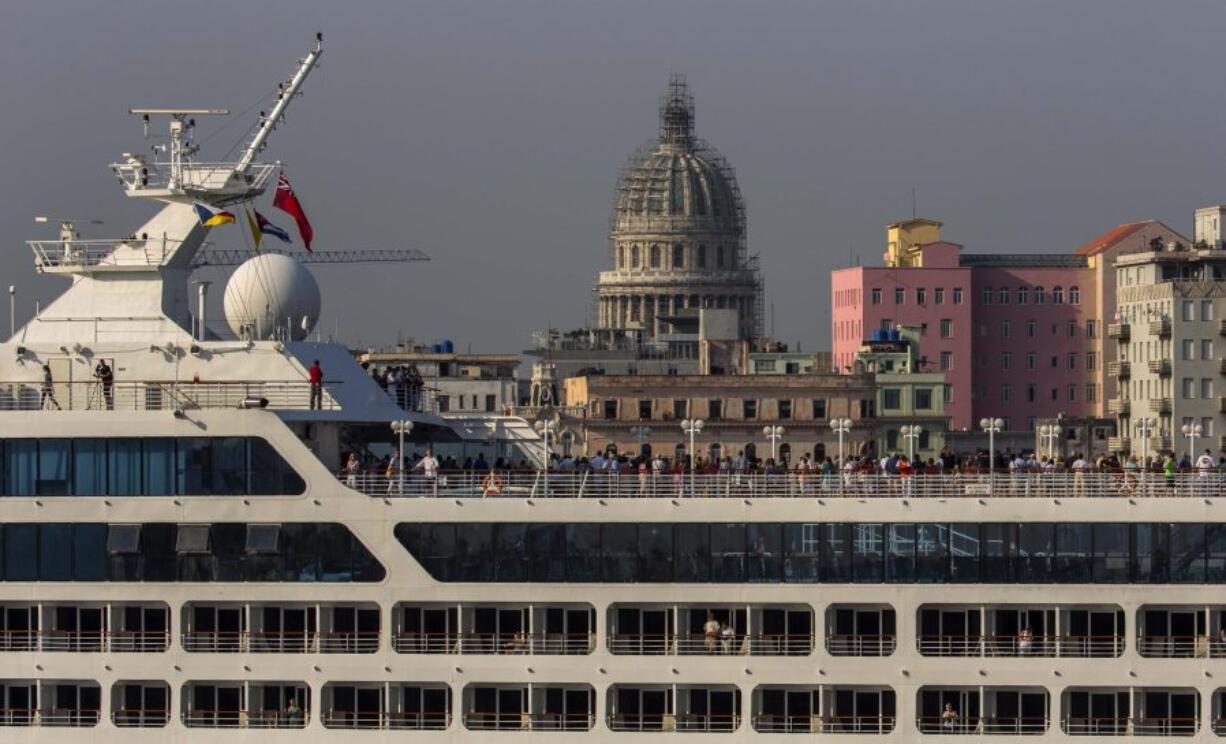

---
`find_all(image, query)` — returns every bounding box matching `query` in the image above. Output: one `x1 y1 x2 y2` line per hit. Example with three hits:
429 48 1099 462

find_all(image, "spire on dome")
659 73 694 149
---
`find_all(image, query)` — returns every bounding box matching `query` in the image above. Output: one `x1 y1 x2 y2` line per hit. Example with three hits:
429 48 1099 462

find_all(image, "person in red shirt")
308 360 323 409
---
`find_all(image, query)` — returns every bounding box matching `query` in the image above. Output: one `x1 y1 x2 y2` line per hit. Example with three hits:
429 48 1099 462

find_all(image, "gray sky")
3 0 1225 353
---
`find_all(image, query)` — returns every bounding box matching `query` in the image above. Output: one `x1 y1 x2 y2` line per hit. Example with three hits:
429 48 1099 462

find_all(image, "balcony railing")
1063 716 1198 736
182 630 377 653
182 709 307 728
753 713 899 734
820 715 895 734
1107 322 1130 339
463 712 594 731
825 634 896 656
112 709 170 727
0 379 339 412
322 710 450 730
1149 397 1173 413
607 713 741 732
0 629 168 653
28 237 189 272
1149 318 1172 337
110 160 277 196
918 716 1047 735
345 471 1226 499
391 631 592 655
1107 436 1130 453
1148 359 1172 376
607 633 812 656
1108 361 1130 378
0 708 99 727
1107 398 1130 415
752 713 821 733
1137 634 1226 658
919 634 1123 658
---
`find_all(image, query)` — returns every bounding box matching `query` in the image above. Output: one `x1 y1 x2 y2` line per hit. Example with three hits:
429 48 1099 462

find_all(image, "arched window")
1034 286 1046 304
697 244 707 268
1069 285 1080 305
672 244 684 268
649 244 660 268
1052 286 1064 304
617 245 625 269
631 245 640 268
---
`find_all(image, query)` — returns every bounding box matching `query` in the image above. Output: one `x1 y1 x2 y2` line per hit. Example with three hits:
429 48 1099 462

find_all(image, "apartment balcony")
1220 319 1226 336
1149 318 1172 337
1219 398 1226 414
1107 437 1130 453
1107 361 1130 378
1107 322 1130 340
1148 359 1172 376
1149 398 1172 414
1107 398 1129 415
1220 358 1226 375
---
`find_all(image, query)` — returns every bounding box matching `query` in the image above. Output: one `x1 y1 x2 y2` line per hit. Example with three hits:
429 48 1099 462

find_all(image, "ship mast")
235 32 324 174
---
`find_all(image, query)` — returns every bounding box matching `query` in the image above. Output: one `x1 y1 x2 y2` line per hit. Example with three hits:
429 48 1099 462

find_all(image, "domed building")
594 75 762 341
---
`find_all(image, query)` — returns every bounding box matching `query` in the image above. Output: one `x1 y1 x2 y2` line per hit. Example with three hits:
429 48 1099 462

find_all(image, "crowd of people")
364 362 428 411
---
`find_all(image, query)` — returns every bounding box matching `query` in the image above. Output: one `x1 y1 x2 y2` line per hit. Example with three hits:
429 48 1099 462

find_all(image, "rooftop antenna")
911 187 917 219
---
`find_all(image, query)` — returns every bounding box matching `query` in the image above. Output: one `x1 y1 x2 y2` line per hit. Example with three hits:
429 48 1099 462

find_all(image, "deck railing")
826 634 896 656
463 711 594 731
1137 634 1226 658
343 470 1226 499
182 630 377 653
1063 716 1198 736
112 708 170 727
606 633 812 656
0 708 100 727
0 379 338 411
321 710 450 730
0 629 168 653
182 709 307 728
918 634 1123 658
392 631 593 655
919 715 1048 735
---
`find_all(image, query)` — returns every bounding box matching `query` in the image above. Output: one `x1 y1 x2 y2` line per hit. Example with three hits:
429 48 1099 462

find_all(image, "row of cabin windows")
0 523 384 582
397 522 1226 585
605 399 834 421
0 437 304 497
618 244 729 270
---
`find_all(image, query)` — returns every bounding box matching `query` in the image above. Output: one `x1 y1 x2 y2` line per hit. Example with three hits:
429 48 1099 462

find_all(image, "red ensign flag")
273 173 314 251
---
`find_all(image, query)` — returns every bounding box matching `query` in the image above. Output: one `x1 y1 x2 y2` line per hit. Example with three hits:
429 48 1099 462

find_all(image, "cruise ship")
4 34 1226 743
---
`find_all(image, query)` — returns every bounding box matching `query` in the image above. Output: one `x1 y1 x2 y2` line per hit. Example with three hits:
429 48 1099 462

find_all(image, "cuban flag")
246 208 292 250
194 202 235 227
272 173 314 251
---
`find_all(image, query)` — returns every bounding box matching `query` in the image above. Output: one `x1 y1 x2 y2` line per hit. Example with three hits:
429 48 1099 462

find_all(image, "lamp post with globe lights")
900 424 924 464
534 418 558 496
980 417 1004 493
762 425 785 463
390 420 413 496
829 418 853 464
1037 424 1061 461
680 419 704 496
1181 422 1202 462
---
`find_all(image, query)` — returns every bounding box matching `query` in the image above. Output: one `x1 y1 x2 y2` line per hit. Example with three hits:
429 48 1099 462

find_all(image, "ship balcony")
1150 318 1172 337
1108 360 1131 378
1061 688 1199 736
917 687 1049 735
918 606 1124 658
1150 397 1173 413
181 681 309 728
110 159 277 199
1137 605 1226 658
607 604 813 656
321 683 450 730
0 681 100 727
0 379 339 412
1107 436 1131 453
0 602 169 653
607 685 741 733
1107 397 1130 415
752 686 895 734
182 603 379 653
826 605 896 656
111 682 170 728
27 237 190 274
462 684 595 731
393 603 594 655
1107 322 1130 339
1148 359 1172 376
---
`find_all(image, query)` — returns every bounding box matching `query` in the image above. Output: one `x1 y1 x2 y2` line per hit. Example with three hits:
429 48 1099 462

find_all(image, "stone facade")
563 373 877 464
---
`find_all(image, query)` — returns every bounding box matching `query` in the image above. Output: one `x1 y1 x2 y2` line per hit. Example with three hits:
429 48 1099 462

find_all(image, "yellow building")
883 217 942 268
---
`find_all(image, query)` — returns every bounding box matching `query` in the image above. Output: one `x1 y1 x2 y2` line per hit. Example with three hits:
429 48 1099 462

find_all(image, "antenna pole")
234 34 324 173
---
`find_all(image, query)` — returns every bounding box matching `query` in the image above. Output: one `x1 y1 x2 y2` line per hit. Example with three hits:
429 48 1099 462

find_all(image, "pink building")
831 217 1187 432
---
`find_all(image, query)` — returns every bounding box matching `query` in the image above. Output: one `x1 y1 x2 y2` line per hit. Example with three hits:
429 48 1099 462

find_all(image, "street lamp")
1037 424 1060 461
762 425 785 462
680 419 704 495
829 417 853 464
1135 417 1156 464
900 424 924 463
630 425 652 458
390 420 413 495
980 417 1003 491
1181 422 1203 461
534 418 559 497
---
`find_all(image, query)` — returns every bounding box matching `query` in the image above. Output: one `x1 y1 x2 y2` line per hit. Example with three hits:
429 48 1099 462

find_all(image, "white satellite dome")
223 253 321 341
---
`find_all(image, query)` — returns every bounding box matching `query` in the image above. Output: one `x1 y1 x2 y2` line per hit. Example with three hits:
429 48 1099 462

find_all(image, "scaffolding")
598 74 764 340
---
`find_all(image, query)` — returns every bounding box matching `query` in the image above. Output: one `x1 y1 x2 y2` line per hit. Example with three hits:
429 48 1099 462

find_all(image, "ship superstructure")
2 36 1226 744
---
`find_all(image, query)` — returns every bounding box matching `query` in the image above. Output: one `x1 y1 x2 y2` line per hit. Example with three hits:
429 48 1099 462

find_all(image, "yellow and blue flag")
194 202 236 227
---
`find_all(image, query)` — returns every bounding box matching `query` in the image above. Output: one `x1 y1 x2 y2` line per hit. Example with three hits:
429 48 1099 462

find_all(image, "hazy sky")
3 0 1225 353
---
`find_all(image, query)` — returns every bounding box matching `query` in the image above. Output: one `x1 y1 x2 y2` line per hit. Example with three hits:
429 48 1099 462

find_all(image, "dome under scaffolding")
594 74 763 341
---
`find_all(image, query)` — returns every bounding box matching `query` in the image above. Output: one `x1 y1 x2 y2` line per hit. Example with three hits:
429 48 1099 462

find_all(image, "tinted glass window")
915 524 948 583
1168 523 1205 583
674 524 710 582
1092 523 1130 583
4 523 37 580
638 524 673 582
39 523 72 580
565 524 600 582
72 523 107 580
710 524 745 582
